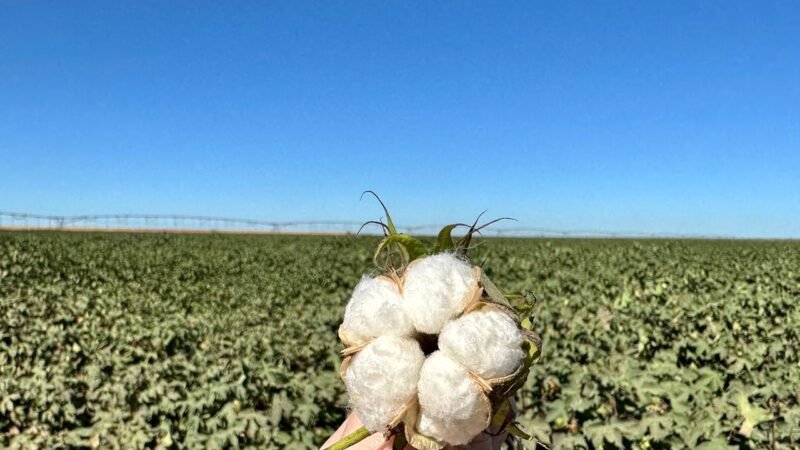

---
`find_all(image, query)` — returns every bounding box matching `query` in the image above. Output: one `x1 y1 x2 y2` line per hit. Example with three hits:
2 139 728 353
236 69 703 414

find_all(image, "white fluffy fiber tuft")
344 336 425 432
416 352 490 445
439 308 525 379
402 253 476 334
341 276 414 344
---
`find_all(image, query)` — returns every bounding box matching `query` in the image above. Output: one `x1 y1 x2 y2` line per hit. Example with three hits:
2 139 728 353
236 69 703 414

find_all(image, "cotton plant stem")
325 426 371 450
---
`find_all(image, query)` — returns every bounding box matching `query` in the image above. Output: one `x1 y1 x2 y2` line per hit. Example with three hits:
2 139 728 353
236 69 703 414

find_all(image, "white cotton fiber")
341 276 414 344
402 253 477 334
344 336 425 432
416 352 490 445
417 412 488 447
439 308 525 379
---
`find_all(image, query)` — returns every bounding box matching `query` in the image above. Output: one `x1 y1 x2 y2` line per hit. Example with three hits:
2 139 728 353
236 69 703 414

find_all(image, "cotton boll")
344 336 425 432
439 308 525 379
341 276 414 344
417 411 488 447
416 352 490 445
402 253 477 334
417 352 487 421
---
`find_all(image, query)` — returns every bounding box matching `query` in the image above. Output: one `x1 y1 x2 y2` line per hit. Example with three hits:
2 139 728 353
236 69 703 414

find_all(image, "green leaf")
638 415 672 441
584 420 624 449
433 224 459 253
507 423 532 440
506 292 535 318
489 399 513 430
736 392 772 437
695 437 734 450
374 234 427 269
527 419 552 445
552 433 588 450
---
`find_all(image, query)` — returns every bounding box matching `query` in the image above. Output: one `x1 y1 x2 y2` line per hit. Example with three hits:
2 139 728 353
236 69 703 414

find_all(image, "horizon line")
0 211 796 241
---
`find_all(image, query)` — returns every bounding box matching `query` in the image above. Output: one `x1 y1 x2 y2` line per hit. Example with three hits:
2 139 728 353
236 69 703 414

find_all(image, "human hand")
320 413 508 450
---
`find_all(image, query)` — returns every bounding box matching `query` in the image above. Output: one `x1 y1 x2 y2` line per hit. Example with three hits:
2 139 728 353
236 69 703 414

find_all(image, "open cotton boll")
417 352 488 422
439 308 525 379
417 410 489 447
341 276 414 344
344 336 425 432
416 352 490 445
402 253 476 334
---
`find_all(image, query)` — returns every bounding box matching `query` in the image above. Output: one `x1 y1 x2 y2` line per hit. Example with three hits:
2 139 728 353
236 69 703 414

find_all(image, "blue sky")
1 1 799 238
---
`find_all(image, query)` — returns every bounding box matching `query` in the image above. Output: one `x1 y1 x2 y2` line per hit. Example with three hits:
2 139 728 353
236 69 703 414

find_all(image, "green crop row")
1 232 798 449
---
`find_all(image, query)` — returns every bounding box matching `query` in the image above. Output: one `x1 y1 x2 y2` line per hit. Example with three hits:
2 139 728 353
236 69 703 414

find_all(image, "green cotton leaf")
527 419 552 445
506 292 535 318
679 425 705 448
507 423 532 440
158 430 173 448
489 398 513 430
433 224 459 253
584 420 624 449
638 415 673 441
736 392 772 437
374 234 427 269
694 368 724 394
552 433 589 450
520 325 542 361
695 437 734 450
479 271 513 309
268 399 282 426
521 316 534 331
782 407 800 429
